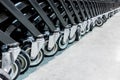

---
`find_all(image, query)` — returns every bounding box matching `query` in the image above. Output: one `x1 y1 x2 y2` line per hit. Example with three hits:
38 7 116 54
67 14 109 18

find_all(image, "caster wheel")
86 24 91 33
58 35 69 50
9 60 21 80
89 24 94 31
96 18 104 27
43 41 58 57
25 45 44 67
78 24 86 36
18 50 30 74
0 69 11 80
102 15 107 23
30 50 44 67
108 13 111 18
89 22 95 31
80 29 86 36
75 28 81 41
69 34 76 44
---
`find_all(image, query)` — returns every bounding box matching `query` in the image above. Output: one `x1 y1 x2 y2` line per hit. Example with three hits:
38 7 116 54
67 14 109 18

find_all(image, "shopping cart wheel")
89 22 94 31
18 50 30 74
43 41 58 57
24 44 44 67
0 69 11 80
69 34 76 44
80 29 86 36
58 35 69 50
9 60 21 80
75 27 81 41
96 18 104 27
102 15 107 23
89 25 94 32
86 24 91 33
108 12 113 18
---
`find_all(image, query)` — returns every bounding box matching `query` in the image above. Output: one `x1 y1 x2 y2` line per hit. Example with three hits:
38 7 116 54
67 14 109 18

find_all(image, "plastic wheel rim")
18 54 28 73
9 61 19 80
80 30 86 36
96 19 103 27
43 41 58 56
25 48 43 66
58 35 68 50
69 34 76 44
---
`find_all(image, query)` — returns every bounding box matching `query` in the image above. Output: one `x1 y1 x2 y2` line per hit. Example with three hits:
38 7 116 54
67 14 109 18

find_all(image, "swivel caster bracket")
48 31 60 50
31 36 45 59
69 24 78 39
63 25 71 44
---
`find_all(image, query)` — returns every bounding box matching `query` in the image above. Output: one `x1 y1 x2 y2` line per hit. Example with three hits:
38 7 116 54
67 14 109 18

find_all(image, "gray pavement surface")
18 12 120 80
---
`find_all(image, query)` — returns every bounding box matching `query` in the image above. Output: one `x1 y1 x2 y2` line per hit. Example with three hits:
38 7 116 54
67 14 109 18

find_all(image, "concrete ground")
18 12 120 80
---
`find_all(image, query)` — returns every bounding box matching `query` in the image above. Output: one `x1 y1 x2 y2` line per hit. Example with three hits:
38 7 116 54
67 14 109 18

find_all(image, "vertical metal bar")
59 0 76 25
75 0 86 21
28 0 56 32
80 0 91 19
92 0 99 16
85 0 94 18
68 0 82 22
0 0 41 37
88 0 97 17
47 0 68 27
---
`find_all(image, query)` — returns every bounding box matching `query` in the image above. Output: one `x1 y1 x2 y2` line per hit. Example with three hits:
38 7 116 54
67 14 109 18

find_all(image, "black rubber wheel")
75 27 81 41
80 28 86 36
102 15 107 23
24 44 44 67
108 12 113 18
43 41 58 57
96 18 104 27
58 35 69 50
88 22 95 32
0 69 11 80
69 34 76 44
9 60 21 80
89 25 94 32
18 50 30 74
